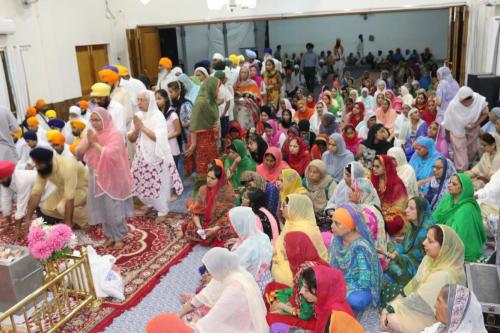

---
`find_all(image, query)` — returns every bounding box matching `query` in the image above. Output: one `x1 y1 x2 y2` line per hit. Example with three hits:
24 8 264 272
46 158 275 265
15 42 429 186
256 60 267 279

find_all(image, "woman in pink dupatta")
77 107 133 249
376 97 398 135
262 119 287 149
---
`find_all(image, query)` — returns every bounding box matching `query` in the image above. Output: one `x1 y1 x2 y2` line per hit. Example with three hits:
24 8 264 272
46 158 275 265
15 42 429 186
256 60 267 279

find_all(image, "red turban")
0 161 16 178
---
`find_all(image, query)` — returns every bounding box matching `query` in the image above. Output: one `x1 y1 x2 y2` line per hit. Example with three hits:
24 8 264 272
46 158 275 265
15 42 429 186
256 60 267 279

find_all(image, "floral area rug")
0 211 192 333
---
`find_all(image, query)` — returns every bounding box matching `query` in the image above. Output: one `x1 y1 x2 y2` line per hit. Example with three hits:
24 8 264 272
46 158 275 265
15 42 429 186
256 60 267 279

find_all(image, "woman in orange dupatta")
295 100 314 122
234 65 261 129
371 155 408 236
263 59 282 107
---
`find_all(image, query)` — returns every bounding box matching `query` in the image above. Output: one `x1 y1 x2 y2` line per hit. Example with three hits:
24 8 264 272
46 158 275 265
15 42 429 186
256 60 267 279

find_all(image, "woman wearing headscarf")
325 161 366 211
359 87 375 111
481 106 500 134
321 90 338 116
265 231 329 331
129 90 181 223
433 173 486 262
279 109 294 132
262 119 287 149
272 194 328 286
423 284 487 333
309 101 326 135
426 156 456 211
346 102 365 129
256 147 289 183
465 132 500 190
177 74 200 104
331 87 345 115
278 98 296 119
410 137 443 193
388 146 419 197
381 225 465 333
348 178 387 272
443 86 489 171
329 204 382 324
375 97 398 134
426 120 450 156
310 134 328 160
382 197 435 306
375 79 387 96
185 77 221 184
435 66 460 123
403 107 428 160
246 132 268 164
360 123 393 169
356 110 377 140
234 65 261 129
319 113 338 136
293 100 312 123
77 107 133 249
371 155 408 236
177 247 269 332
342 124 363 157
282 136 311 176
240 171 279 216
385 90 403 113
224 139 256 188
277 168 308 203
262 60 281 107
228 207 273 292
302 160 337 231
182 165 236 247
322 133 354 182
399 85 414 106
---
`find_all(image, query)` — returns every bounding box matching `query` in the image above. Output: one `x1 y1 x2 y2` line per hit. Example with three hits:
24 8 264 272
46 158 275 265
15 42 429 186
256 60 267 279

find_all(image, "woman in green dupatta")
381 197 435 308
224 139 256 188
432 173 486 262
185 77 221 185
331 86 345 116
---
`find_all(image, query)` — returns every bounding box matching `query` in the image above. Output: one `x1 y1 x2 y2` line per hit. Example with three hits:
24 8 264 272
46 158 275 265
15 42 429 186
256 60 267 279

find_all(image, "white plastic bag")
86 245 125 301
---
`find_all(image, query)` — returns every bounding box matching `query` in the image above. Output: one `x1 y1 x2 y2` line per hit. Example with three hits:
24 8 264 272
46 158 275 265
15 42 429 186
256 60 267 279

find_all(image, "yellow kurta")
32 155 88 226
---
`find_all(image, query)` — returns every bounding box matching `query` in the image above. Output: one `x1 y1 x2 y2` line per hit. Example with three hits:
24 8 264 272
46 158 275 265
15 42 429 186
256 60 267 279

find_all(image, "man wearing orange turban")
69 119 86 144
27 106 37 117
78 100 90 122
49 132 72 157
96 66 133 134
156 57 175 90
26 116 47 143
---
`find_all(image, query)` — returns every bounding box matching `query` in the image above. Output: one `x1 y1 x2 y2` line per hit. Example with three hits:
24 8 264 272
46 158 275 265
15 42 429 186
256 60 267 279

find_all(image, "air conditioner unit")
0 19 16 35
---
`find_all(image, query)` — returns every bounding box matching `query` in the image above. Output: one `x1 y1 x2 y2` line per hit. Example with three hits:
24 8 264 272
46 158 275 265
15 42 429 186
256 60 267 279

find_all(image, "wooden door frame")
447 5 469 85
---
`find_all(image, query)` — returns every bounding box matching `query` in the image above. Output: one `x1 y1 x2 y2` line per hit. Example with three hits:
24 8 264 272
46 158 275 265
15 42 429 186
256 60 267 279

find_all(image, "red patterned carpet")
0 211 192 333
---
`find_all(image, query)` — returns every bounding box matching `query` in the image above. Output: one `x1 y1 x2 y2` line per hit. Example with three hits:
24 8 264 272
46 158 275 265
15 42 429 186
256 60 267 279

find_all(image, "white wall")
0 0 496 106
269 10 449 60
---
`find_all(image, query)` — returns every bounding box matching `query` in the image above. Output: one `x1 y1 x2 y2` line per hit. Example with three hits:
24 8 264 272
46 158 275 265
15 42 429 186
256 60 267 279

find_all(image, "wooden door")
127 27 161 84
448 6 469 85
75 44 109 98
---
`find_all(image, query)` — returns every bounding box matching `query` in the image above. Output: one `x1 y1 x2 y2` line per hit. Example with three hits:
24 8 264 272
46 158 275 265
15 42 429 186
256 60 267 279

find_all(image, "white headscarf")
388 146 419 197
134 90 173 164
400 86 414 106
442 86 487 137
197 247 269 333
229 207 273 279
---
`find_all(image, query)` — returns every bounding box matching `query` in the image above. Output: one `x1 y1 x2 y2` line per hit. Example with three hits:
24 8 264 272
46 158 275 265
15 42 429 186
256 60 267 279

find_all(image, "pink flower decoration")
29 242 52 261
27 227 46 243
50 224 72 243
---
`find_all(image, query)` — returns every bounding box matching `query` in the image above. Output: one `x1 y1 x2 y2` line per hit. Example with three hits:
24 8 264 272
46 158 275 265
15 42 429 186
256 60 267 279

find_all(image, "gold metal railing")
0 247 100 333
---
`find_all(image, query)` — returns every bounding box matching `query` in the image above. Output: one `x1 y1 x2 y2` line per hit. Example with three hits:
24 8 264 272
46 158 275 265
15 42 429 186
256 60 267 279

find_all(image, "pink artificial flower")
29 242 52 261
28 226 46 244
50 224 73 244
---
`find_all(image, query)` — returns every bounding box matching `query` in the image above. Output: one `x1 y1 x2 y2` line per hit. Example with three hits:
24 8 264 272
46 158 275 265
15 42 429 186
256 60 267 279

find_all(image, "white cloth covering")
442 87 487 137
108 100 127 138
193 247 269 333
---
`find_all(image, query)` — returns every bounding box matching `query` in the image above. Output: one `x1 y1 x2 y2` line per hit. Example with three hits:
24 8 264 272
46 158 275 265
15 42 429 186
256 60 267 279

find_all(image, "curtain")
466 0 496 75
5 46 30 122
208 24 225 59
0 50 11 111
226 22 255 55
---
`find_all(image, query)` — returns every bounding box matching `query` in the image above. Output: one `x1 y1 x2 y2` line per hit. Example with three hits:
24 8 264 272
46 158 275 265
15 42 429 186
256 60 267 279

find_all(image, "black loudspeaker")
467 74 500 108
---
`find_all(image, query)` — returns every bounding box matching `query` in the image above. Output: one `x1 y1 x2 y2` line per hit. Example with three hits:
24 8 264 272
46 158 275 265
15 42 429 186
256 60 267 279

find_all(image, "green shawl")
224 139 256 188
432 173 486 262
189 77 220 132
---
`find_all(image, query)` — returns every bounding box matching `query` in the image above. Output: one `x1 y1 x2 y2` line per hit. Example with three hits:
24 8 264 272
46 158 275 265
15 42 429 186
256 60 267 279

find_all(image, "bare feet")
103 239 114 248
113 241 125 250
169 194 179 203
143 207 156 218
